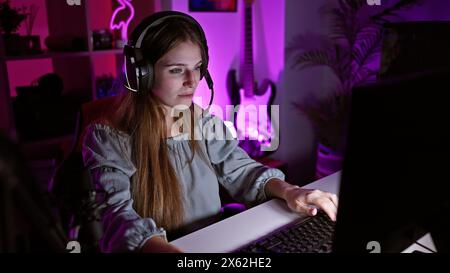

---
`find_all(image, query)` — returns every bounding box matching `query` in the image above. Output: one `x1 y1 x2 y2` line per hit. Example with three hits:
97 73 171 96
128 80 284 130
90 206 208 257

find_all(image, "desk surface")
171 171 437 253
171 172 341 252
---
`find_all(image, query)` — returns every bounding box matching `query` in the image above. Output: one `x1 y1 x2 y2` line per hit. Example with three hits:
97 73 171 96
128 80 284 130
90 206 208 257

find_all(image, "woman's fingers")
293 200 318 216
314 197 337 221
326 192 339 208
304 190 338 221
287 188 339 221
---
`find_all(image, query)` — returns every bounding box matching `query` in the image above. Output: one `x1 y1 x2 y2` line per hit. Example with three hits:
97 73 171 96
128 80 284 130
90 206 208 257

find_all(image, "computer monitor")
333 68 450 253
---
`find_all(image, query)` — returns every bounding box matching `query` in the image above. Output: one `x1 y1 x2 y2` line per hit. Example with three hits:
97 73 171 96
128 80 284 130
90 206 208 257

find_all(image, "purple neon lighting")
110 0 135 41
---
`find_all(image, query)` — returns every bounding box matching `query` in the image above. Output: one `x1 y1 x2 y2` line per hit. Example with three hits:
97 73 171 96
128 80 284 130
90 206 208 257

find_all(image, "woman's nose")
183 71 196 87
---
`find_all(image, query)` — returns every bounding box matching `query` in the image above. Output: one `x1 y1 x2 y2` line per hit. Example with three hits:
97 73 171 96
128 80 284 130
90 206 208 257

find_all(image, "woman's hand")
284 186 338 221
140 235 184 253
265 179 339 221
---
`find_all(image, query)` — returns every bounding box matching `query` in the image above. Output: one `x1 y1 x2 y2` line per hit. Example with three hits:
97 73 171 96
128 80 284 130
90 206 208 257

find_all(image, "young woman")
82 11 338 253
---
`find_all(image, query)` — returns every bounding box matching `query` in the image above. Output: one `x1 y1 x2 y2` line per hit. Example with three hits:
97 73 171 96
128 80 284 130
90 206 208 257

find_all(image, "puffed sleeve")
82 123 166 252
202 115 285 207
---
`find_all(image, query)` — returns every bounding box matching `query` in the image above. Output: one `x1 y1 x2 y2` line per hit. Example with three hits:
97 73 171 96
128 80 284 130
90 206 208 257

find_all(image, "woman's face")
153 40 203 110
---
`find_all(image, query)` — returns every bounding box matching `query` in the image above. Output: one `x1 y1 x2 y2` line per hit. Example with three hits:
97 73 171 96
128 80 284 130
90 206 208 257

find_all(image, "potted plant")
0 1 40 55
22 3 41 54
287 0 423 178
0 0 26 55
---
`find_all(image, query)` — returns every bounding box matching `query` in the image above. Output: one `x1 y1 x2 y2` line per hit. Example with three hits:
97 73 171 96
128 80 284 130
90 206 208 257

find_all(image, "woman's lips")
178 93 194 97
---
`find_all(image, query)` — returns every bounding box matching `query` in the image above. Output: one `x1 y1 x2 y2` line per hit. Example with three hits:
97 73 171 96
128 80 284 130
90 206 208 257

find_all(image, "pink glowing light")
110 0 135 41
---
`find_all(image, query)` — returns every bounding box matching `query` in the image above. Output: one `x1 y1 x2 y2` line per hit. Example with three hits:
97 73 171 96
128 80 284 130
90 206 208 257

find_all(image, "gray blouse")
82 114 285 252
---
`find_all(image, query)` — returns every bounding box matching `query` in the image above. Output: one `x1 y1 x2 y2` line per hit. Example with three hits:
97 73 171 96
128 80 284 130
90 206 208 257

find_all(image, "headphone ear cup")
124 46 154 93
139 63 154 92
124 52 139 92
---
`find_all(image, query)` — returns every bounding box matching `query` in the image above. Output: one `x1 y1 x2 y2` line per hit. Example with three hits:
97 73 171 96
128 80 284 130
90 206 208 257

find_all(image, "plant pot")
315 142 344 179
0 34 41 55
22 35 42 54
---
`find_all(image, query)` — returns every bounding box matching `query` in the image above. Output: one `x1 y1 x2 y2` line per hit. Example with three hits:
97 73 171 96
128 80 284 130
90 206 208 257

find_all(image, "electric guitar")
227 0 276 158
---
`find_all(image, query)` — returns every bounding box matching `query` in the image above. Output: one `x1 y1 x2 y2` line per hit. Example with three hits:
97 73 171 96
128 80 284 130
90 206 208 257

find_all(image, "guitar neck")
240 1 255 97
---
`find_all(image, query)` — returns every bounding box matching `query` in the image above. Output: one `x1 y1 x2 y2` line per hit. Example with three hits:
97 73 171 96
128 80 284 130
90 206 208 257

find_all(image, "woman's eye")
194 66 201 71
170 68 183 74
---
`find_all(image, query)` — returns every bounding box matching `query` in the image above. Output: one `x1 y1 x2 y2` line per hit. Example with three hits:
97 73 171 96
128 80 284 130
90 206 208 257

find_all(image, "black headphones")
123 11 214 105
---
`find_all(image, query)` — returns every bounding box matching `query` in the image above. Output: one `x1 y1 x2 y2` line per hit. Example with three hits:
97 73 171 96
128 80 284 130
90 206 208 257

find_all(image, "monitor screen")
333 68 450 253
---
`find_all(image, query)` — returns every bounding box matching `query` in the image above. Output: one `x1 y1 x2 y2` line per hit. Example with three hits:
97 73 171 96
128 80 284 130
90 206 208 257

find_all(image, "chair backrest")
49 96 118 251
52 95 118 202
74 95 118 154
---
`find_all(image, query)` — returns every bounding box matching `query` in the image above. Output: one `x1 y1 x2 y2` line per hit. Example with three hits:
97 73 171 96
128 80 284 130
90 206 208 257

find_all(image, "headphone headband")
133 12 207 50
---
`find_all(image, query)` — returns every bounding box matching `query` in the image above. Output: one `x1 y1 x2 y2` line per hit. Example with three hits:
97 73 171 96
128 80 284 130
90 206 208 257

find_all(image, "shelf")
90 48 124 56
0 0 156 135
0 48 123 62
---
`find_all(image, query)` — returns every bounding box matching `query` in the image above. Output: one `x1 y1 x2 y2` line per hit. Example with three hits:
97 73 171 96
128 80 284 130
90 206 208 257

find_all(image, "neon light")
110 0 135 41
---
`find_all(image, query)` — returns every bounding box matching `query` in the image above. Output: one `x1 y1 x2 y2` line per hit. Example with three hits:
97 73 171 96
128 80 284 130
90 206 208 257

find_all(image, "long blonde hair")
110 16 209 232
